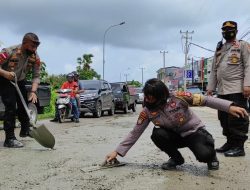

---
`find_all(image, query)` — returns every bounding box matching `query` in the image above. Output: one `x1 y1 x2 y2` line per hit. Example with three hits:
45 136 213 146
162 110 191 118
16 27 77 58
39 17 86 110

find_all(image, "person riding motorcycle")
51 73 79 123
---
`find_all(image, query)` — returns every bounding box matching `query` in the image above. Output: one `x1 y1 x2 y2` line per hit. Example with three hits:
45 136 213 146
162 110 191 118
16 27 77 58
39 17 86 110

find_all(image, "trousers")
151 127 216 163
0 77 30 139
218 93 249 147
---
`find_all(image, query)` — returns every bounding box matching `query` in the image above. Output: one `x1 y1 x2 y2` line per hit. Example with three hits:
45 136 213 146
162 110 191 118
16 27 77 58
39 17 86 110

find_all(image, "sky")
1 0 250 84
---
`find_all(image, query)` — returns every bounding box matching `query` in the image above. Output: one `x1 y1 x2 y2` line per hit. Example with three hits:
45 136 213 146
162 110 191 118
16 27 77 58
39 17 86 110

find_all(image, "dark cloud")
1 0 250 81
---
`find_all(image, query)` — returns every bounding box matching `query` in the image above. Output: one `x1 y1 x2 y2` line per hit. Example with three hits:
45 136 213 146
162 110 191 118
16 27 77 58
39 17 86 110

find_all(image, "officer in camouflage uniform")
105 78 248 170
0 33 41 148
207 21 250 157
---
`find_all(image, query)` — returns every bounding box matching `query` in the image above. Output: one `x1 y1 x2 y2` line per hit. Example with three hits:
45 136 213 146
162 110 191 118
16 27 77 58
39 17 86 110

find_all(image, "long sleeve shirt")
115 92 232 156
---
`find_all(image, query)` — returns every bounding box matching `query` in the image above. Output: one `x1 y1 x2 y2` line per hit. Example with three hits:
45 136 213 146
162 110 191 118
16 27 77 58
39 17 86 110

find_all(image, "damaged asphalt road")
0 107 249 190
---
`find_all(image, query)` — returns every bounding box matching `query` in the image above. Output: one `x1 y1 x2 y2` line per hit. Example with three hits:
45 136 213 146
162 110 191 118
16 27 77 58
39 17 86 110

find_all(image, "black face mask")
26 49 34 56
144 99 166 111
222 30 236 41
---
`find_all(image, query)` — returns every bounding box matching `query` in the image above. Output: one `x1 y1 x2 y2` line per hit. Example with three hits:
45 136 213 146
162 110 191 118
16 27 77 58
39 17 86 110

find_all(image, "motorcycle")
55 89 74 123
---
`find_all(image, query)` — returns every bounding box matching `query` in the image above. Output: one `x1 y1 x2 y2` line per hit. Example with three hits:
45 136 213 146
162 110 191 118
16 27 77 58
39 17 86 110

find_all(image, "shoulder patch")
175 91 192 97
0 52 9 65
137 111 148 125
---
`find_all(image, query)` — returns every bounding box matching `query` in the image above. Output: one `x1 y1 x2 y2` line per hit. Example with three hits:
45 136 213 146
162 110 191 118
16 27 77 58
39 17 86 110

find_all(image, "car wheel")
28 103 38 124
108 102 115 116
94 101 102 118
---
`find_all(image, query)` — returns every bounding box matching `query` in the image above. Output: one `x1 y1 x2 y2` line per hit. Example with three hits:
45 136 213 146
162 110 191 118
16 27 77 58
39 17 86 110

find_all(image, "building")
157 56 214 91
157 66 184 90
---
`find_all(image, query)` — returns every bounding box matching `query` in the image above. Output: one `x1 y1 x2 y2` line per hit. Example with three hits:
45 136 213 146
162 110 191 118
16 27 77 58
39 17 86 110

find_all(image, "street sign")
186 70 193 78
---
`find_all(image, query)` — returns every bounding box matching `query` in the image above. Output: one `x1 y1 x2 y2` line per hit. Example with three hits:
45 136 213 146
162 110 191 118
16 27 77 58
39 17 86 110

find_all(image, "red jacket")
61 81 78 98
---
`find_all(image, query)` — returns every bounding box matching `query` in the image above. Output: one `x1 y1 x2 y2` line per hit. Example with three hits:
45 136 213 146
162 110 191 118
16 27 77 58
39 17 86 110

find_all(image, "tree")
76 54 101 80
26 61 48 82
127 80 142 87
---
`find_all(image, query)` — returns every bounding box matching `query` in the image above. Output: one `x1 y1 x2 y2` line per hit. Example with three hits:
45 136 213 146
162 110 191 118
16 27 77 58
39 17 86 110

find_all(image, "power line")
189 42 215 52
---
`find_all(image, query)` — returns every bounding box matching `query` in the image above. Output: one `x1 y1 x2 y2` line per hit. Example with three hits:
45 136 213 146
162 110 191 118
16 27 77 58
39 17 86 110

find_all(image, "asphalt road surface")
0 106 249 190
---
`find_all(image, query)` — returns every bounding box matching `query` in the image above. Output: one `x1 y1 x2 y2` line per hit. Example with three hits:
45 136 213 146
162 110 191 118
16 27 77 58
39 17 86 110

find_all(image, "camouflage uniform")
0 44 41 140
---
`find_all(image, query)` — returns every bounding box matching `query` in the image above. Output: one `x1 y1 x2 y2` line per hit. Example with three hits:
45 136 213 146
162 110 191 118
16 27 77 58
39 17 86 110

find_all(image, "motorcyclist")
50 73 79 123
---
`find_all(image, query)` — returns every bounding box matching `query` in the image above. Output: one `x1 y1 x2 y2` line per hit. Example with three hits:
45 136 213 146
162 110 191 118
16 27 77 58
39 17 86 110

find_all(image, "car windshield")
110 83 122 92
186 87 201 94
79 80 99 90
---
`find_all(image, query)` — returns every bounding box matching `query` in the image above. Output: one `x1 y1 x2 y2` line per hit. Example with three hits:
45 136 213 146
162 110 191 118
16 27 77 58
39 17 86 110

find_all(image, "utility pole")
180 30 194 91
160 50 168 85
124 73 129 83
139 67 145 85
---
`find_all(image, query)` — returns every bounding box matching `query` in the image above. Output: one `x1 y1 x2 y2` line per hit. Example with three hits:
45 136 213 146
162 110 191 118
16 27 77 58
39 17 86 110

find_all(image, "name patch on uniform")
137 111 148 125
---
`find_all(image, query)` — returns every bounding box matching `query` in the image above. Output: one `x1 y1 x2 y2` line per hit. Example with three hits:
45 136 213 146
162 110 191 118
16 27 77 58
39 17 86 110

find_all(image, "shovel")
10 77 55 149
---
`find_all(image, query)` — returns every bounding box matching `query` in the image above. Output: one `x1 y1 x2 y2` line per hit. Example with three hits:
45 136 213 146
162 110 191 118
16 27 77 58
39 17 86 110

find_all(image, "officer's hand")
229 106 248 118
29 92 38 104
243 86 250 98
4 71 15 81
206 90 213 96
105 151 118 162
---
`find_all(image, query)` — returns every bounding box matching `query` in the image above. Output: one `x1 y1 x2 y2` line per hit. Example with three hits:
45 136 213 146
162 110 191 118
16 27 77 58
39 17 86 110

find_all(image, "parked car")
110 82 137 113
134 87 144 104
79 80 115 118
0 81 51 123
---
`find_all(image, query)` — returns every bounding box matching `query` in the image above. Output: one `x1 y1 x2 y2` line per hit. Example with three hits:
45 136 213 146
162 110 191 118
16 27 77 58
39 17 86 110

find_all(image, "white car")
135 87 144 104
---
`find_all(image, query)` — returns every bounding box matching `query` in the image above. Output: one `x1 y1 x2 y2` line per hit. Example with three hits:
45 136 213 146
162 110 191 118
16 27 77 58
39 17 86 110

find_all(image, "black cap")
23 33 40 45
221 21 237 30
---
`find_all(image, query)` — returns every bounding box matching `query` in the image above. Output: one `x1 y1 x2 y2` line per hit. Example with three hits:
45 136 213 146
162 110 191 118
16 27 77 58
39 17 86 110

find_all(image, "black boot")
224 147 245 157
207 155 219 170
161 157 184 170
19 129 32 138
215 142 232 153
50 118 58 122
4 137 24 148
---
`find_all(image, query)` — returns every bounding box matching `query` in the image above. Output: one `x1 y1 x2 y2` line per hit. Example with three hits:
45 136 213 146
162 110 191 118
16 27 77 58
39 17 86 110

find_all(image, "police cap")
221 21 237 30
23 32 40 46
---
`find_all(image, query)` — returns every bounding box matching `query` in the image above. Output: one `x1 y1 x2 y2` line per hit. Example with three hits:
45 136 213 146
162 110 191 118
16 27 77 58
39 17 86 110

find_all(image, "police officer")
207 21 250 157
105 78 248 170
0 33 41 148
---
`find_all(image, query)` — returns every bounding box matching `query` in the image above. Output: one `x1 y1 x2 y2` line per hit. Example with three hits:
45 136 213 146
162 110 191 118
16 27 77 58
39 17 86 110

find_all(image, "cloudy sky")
1 0 250 83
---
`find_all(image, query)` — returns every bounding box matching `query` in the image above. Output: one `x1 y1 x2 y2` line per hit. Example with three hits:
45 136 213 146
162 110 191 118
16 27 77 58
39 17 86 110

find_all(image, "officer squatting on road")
207 21 250 157
105 78 248 170
0 33 41 148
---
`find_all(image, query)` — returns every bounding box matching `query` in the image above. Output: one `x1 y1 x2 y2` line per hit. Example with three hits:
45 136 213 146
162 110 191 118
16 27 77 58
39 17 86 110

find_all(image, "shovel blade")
29 124 55 149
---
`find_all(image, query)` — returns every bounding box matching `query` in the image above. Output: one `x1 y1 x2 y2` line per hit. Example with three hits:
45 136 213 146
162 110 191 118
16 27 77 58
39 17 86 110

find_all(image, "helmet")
66 73 74 80
72 71 79 77
143 78 169 110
